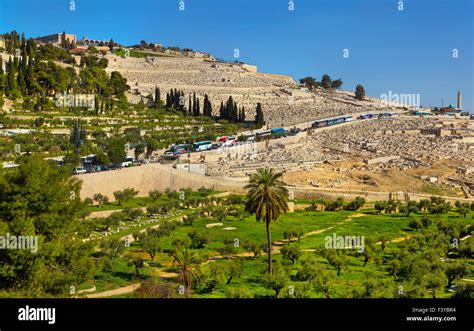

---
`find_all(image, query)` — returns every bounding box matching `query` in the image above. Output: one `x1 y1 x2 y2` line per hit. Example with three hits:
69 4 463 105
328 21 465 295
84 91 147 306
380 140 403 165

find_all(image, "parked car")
74 166 87 175
222 137 237 147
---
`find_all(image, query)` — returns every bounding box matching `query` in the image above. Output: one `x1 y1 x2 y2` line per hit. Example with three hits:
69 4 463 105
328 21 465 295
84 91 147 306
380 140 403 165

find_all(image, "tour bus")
256 130 272 140
194 141 213 151
121 157 134 168
358 113 375 120
270 127 288 138
172 144 195 155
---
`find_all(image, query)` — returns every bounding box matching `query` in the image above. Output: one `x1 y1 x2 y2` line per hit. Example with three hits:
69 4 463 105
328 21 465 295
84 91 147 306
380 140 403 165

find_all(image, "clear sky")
1 0 472 111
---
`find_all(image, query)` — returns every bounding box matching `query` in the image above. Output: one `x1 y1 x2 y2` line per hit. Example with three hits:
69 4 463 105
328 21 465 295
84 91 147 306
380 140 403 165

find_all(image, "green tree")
324 250 348 276
127 254 144 277
113 187 139 205
187 229 210 249
254 102 265 126
344 196 366 211
331 79 343 89
134 143 145 160
0 156 96 296
321 74 332 89
245 168 289 273
401 200 418 217
299 76 319 90
106 138 127 164
92 193 109 206
445 261 467 287
217 237 239 260
242 240 266 258
261 265 290 298
281 243 301 265
100 238 125 258
170 247 202 297
457 203 470 218
148 189 162 202
142 234 161 263
374 201 386 214
355 84 365 100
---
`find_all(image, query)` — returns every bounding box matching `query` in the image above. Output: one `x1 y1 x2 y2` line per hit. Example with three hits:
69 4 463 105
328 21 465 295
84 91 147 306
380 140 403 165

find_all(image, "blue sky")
1 0 472 111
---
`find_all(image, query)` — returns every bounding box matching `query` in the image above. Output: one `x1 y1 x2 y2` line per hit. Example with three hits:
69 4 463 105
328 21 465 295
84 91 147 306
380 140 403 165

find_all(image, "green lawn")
84 209 474 298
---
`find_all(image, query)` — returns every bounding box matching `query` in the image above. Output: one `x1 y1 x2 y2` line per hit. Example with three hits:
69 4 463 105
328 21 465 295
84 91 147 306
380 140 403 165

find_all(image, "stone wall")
77 163 245 201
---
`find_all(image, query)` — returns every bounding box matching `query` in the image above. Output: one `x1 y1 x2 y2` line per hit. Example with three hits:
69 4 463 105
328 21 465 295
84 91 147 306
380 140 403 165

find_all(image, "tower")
457 91 462 109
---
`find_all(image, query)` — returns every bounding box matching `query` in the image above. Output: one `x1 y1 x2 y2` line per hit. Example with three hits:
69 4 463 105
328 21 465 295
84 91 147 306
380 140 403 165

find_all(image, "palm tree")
245 168 289 274
170 247 202 297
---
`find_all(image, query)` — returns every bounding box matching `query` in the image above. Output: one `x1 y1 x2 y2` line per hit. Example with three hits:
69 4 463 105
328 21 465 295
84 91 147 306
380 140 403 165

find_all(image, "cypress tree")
95 95 100 114
17 67 26 94
180 91 185 112
165 92 170 110
195 98 200 116
225 96 234 121
203 94 212 117
255 103 264 126
0 58 4 95
219 102 224 119
233 101 238 122
17 55 27 93
174 89 179 109
20 33 26 55
154 86 161 109
188 94 192 114
7 58 18 94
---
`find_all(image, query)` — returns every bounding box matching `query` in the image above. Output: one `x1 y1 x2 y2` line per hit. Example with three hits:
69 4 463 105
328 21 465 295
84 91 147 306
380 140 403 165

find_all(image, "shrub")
188 230 210 248
225 287 254 298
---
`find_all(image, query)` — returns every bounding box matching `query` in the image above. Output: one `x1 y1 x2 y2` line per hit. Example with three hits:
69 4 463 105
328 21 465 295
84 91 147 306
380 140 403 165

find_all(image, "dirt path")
379 236 413 245
86 283 141 298
84 269 179 298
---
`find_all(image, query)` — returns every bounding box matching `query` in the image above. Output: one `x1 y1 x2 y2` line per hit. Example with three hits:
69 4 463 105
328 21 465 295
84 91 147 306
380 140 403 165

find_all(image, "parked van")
74 166 87 175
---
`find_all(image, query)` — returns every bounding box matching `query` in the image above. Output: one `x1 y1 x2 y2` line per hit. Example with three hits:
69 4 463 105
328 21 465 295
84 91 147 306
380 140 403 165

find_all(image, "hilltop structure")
35 32 76 45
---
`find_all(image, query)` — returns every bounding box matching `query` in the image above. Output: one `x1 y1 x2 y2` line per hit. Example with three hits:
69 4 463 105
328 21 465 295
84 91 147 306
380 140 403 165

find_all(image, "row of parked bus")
164 136 241 157
357 112 398 120
311 116 353 128
163 127 297 158
311 113 401 129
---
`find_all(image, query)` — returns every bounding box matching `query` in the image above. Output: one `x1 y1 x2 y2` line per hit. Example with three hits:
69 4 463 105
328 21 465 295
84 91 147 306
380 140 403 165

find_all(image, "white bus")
194 141 213 151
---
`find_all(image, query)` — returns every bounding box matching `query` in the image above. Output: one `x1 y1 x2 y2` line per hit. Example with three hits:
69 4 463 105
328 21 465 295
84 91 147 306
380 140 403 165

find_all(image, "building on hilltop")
35 33 76 45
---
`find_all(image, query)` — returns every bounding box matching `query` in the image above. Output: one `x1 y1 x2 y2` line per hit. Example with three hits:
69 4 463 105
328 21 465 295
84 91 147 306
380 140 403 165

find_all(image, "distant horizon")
0 0 472 112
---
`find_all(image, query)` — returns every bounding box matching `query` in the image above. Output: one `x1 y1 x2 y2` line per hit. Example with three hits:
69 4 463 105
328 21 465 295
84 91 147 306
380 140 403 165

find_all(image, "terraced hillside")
106 54 404 126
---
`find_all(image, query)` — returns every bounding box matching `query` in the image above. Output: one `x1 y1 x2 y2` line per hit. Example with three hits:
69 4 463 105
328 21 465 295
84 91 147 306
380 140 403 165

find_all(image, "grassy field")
81 208 474 298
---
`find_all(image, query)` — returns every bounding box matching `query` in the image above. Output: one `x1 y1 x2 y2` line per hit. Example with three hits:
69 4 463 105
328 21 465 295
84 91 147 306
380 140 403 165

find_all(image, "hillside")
106 54 404 127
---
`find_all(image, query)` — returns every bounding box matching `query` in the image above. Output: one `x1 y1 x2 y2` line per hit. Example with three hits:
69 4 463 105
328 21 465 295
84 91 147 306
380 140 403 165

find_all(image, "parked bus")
172 144 195 155
358 114 375 120
312 116 352 129
271 127 287 138
194 141 213 151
